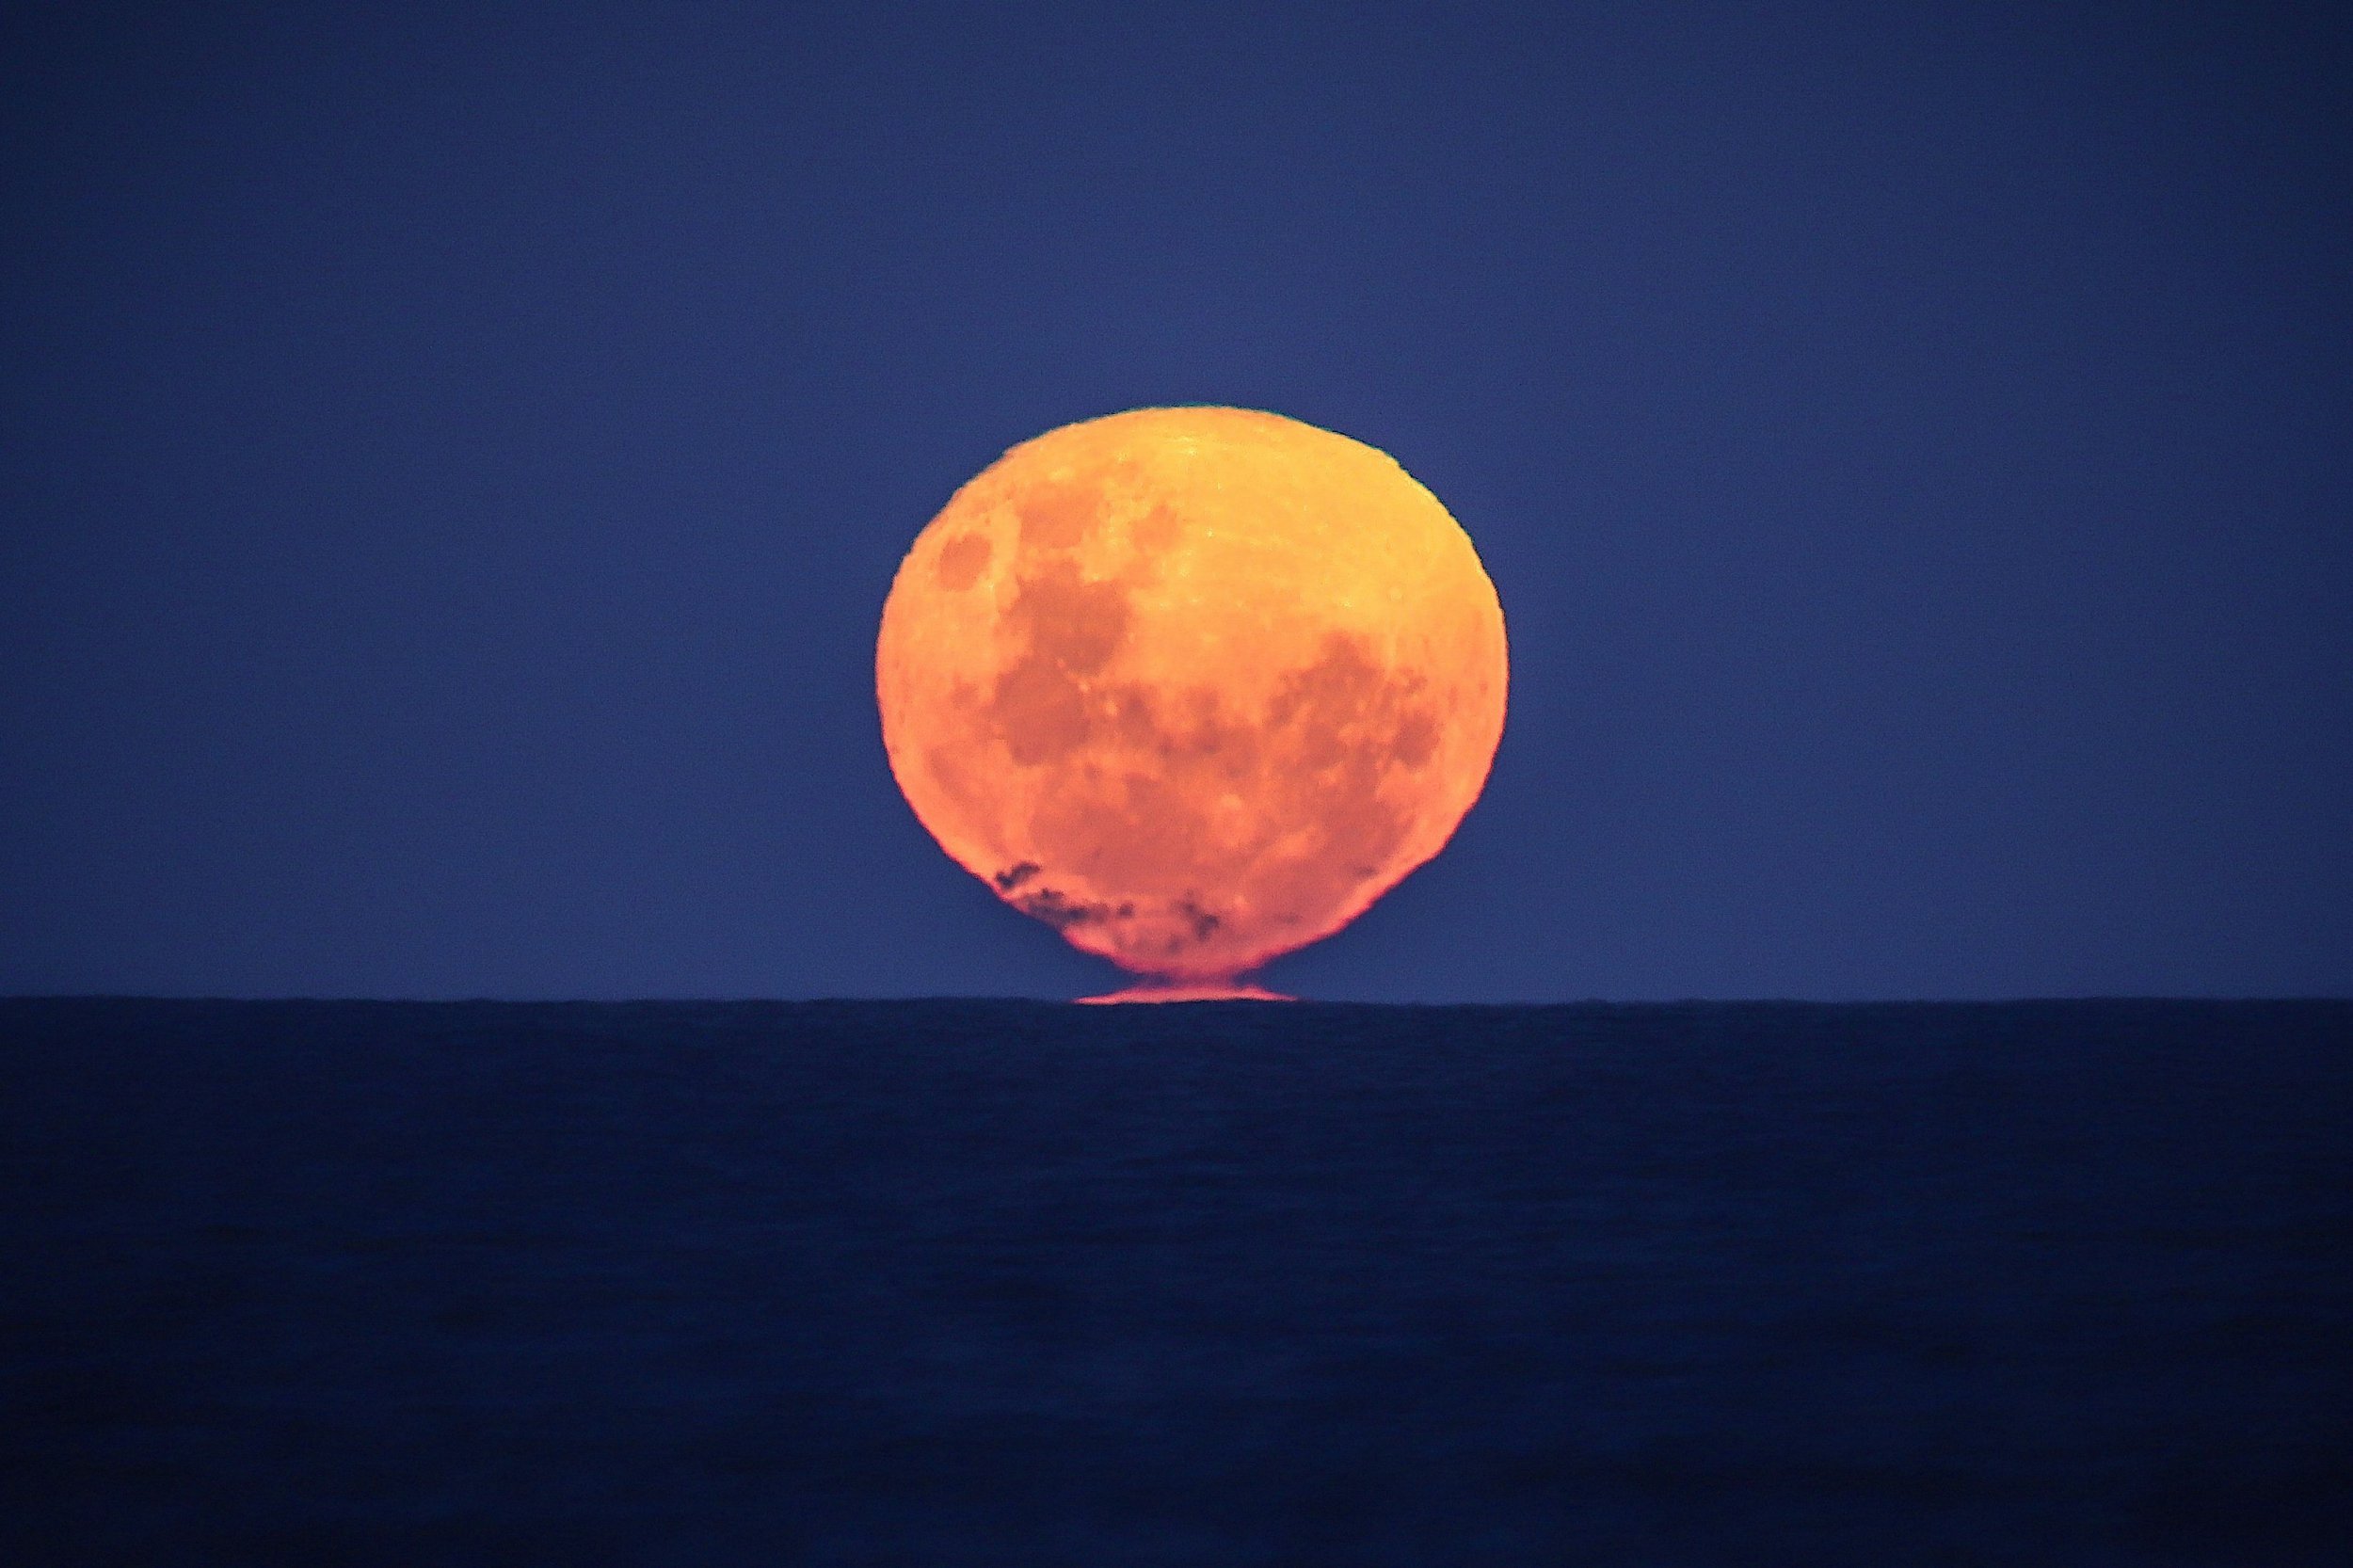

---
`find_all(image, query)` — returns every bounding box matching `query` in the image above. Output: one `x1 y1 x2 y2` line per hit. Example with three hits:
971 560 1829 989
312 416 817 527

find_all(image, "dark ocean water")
2 999 2347 1566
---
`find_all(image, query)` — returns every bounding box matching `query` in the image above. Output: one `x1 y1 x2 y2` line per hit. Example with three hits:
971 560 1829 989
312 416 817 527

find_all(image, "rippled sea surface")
3 999 2347 1565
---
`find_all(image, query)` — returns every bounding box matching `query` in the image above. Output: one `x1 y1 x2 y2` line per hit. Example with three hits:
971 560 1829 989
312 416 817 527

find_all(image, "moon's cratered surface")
876 407 1507 985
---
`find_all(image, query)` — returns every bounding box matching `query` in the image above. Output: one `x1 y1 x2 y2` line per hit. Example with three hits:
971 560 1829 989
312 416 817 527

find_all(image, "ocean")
3 998 2346 1565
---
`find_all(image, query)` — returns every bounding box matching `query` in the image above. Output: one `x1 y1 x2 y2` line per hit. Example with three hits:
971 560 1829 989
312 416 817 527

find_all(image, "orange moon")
876 407 1507 992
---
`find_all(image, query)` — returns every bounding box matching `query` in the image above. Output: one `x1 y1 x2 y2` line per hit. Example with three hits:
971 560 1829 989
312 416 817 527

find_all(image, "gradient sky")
5 2 2348 1000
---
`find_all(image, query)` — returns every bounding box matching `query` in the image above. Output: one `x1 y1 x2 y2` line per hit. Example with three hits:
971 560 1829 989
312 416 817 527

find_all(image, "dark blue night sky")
5 2 2348 1000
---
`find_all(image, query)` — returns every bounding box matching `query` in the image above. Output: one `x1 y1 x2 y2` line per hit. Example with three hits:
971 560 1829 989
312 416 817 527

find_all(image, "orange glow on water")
876 407 1507 990
1076 981 1295 1005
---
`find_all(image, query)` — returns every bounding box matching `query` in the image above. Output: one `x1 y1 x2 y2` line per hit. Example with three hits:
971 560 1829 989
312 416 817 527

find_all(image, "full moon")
876 407 1507 996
